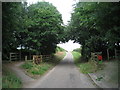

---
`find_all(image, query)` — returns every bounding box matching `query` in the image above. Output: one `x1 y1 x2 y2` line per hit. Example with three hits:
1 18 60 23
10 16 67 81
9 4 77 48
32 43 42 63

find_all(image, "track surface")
24 52 97 88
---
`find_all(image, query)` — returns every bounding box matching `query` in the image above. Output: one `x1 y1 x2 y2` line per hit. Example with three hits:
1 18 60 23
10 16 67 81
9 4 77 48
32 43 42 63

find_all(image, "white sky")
27 0 78 25
57 40 81 51
27 0 81 51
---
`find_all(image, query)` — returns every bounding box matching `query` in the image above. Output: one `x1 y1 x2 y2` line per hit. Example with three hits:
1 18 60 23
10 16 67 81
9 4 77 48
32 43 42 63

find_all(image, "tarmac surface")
23 52 98 88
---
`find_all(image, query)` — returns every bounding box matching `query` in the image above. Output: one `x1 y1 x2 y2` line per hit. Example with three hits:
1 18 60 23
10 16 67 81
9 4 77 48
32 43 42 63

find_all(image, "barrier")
10 53 20 61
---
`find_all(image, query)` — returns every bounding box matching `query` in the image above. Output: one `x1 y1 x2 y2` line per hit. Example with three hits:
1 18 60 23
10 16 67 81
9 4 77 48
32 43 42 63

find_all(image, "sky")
27 0 81 51
27 0 78 25
57 40 81 51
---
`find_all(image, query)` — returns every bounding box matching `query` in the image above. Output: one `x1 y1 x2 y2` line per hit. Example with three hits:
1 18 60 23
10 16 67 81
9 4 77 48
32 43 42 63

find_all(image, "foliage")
21 51 66 78
21 61 53 76
26 2 64 55
2 2 64 60
78 62 97 74
2 2 23 60
73 48 81 53
72 51 104 74
72 51 81 64
53 51 66 64
67 2 120 61
2 65 22 88
56 46 67 52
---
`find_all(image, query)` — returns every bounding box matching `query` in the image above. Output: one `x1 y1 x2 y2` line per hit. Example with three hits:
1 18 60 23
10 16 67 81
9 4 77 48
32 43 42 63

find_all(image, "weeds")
72 51 101 74
21 51 66 77
2 65 22 88
21 62 53 75
72 51 81 64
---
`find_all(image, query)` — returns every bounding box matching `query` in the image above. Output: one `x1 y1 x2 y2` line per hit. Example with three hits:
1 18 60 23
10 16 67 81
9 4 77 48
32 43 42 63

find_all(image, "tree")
26 2 64 55
2 2 24 59
2 2 64 60
67 2 120 61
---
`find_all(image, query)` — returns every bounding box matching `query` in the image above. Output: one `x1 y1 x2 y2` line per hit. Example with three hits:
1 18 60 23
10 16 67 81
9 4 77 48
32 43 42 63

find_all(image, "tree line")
67 2 120 61
2 2 120 61
2 2 65 60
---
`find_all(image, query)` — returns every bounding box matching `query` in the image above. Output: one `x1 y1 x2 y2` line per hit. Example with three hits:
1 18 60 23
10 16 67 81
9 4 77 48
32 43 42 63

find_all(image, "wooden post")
19 50 21 61
115 49 117 60
25 56 27 61
10 53 11 62
107 49 109 60
41 55 42 62
29 52 31 60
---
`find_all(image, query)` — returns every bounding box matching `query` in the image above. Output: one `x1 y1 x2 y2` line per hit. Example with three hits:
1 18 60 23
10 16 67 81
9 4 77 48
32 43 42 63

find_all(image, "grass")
21 61 53 76
2 65 22 88
21 51 66 78
53 51 66 64
56 46 67 52
72 51 99 74
72 51 81 64
77 61 98 74
0 77 1 89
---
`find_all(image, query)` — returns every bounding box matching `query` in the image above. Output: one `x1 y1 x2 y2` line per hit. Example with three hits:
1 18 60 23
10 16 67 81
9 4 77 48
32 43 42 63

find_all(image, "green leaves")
3 2 64 60
26 2 63 55
67 2 120 61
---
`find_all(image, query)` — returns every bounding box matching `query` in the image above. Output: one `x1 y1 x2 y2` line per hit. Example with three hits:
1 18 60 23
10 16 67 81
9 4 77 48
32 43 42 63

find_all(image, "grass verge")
72 51 102 74
72 51 81 64
2 65 22 88
53 51 66 64
21 51 66 78
77 61 98 74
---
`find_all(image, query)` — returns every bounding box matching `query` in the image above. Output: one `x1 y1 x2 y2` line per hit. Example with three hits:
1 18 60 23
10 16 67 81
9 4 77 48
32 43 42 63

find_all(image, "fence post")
19 50 21 61
41 55 42 62
107 49 109 60
25 56 27 62
115 48 117 60
10 53 11 62
29 52 31 60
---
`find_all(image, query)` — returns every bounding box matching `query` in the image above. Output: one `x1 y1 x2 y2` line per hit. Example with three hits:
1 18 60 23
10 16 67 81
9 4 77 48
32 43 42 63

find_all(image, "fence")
91 52 102 61
42 55 52 61
9 52 52 64
9 53 20 61
32 55 51 64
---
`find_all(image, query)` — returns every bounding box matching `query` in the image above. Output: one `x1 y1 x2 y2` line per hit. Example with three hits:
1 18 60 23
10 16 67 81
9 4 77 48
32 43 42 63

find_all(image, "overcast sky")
27 0 81 51
27 0 78 25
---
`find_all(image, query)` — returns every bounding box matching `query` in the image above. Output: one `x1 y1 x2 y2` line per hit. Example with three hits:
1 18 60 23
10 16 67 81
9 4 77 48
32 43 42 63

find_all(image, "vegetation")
53 51 66 64
72 51 102 74
67 2 120 61
21 51 66 78
21 61 53 78
78 61 98 74
0 77 1 89
72 51 81 64
73 48 81 53
56 46 67 52
2 1 120 87
2 2 64 60
2 65 22 88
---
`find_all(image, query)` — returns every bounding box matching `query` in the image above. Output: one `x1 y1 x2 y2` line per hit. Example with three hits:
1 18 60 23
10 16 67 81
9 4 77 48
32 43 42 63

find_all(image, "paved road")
25 52 98 88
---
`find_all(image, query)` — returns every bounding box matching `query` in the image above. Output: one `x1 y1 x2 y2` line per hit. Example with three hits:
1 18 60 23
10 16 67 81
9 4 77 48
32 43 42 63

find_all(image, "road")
24 52 98 88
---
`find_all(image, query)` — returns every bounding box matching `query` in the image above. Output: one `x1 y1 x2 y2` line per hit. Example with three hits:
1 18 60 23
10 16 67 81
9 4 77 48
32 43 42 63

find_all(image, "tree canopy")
2 2 120 61
2 2 64 60
67 2 120 61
